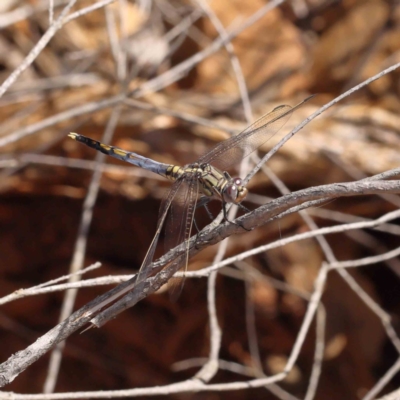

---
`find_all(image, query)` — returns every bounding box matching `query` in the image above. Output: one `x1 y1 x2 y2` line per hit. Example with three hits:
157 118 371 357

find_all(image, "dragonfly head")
223 177 248 204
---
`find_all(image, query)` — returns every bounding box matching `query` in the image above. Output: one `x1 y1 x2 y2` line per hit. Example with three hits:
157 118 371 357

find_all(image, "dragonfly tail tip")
68 132 78 140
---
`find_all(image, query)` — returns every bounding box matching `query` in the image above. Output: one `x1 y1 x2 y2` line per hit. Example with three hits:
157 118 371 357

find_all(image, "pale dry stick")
245 60 400 186
283 263 329 376
159 2 252 382
0 263 102 306
30 263 102 291
343 229 400 276
361 168 400 181
136 0 286 96
377 387 400 400
248 192 400 236
0 372 291 399
117 0 128 82
123 98 237 134
0 0 260 147
43 107 122 394
305 306 326 400
147 3 201 64
307 207 400 236
190 0 255 228
0 275 132 306
193 240 225 382
138 0 151 15
163 7 203 44
158 1 211 50
190 0 255 383
195 0 253 123
165 13 204 61
2 73 101 96
268 168 400 362
2 180 400 387
263 164 400 275
225 261 310 299
0 94 125 148
0 262 309 309
336 268 400 355
105 5 125 83
0 0 285 149
0 313 127 381
63 0 116 25
290 0 309 18
324 151 400 207
174 357 300 400
0 264 309 323
262 165 329 399
0 113 87 174
44 9 123 376
0 120 89 191
174 357 258 377
342 12 390 93
90 179 400 328
228 188 400 362
144 0 256 385
273 192 392 225
1 93 237 156
243 268 262 371
176 261 310 396
49 0 54 25
329 245 400 269
195 185 245 382
219 162 400 397
192 207 400 279
0 100 43 135
0 0 68 29
363 357 400 400
237 262 301 400
106 188 329 400
0 0 78 100
45 8 126 387
170 263 327 400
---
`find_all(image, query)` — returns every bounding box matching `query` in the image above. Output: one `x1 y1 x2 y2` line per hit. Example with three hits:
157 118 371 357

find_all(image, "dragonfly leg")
193 218 201 233
195 196 214 220
222 202 251 232
203 202 214 221
237 203 250 213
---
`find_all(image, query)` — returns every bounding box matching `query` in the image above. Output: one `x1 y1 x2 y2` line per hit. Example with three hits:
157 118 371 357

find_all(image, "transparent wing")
82 178 186 321
164 177 198 299
135 178 185 284
198 96 312 171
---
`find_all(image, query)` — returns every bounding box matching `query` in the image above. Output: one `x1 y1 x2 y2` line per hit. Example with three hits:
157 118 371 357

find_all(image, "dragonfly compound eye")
224 177 248 204
236 186 248 203
223 184 238 203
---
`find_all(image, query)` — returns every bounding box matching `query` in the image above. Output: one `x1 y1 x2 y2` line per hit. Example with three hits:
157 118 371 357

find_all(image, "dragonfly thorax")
192 163 248 204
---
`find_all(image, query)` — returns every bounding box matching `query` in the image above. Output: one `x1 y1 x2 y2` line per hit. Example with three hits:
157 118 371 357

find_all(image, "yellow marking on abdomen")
165 165 183 181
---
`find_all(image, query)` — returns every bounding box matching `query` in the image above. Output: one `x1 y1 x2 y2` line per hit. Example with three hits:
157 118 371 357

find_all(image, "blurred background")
1 0 400 398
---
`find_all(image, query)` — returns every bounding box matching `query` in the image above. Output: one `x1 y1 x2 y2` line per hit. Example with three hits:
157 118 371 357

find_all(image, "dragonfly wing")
164 177 199 299
79 178 185 322
135 178 185 285
198 96 312 171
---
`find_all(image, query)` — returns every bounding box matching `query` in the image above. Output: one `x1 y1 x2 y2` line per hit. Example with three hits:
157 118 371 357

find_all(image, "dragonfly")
68 95 312 323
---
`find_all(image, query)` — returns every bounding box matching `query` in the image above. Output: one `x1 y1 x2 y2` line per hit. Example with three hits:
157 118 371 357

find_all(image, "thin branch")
0 0 78 99
43 107 122 393
363 357 400 400
88 179 400 328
